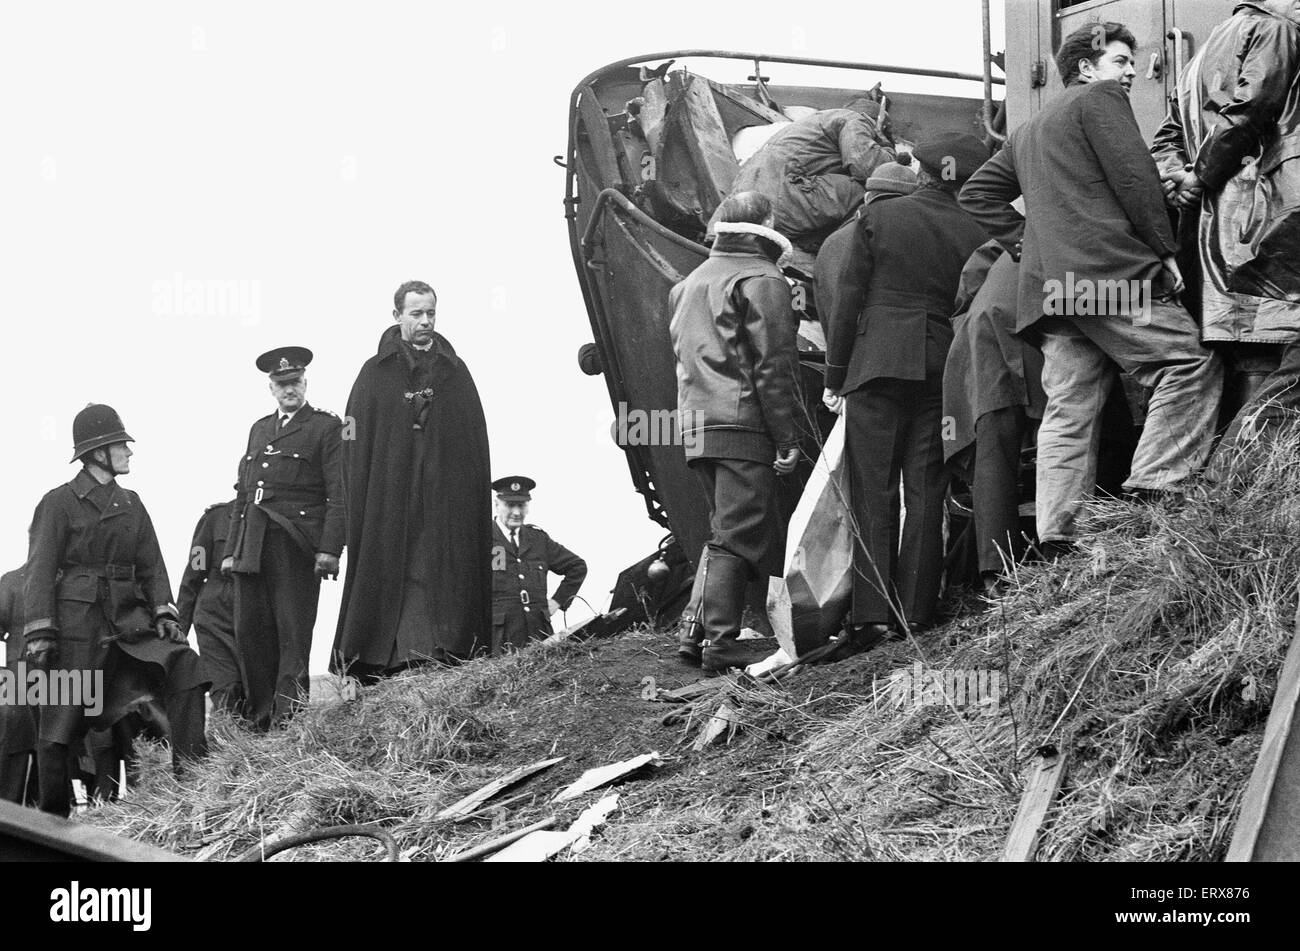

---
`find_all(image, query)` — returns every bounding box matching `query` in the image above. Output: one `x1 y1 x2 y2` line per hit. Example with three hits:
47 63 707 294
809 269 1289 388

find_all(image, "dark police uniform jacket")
491 522 587 648
23 470 205 744
225 404 345 572
0 567 37 756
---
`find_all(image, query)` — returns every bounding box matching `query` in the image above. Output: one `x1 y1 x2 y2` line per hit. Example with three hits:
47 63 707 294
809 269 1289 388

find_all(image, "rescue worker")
1152 0 1300 439
0 565 38 805
178 499 242 714
708 97 895 256
823 132 989 645
222 348 344 731
943 242 1046 590
671 190 802 673
814 154 919 340
960 22 1223 554
22 404 208 817
489 477 587 653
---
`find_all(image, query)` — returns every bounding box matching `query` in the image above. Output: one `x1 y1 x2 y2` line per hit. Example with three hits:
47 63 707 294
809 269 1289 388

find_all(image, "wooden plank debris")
486 794 620 862
441 817 558 864
553 752 662 803
1002 745 1068 862
1228 603 1300 862
435 757 566 821
692 701 740 752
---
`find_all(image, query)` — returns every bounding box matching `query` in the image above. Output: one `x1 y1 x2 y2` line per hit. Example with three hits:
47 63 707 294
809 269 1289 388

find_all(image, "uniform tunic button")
523 606 530 613
518 574 525 580
262 462 270 469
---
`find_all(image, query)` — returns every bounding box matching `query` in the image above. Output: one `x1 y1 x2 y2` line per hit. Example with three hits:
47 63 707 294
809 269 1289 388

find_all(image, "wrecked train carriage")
565 52 1000 560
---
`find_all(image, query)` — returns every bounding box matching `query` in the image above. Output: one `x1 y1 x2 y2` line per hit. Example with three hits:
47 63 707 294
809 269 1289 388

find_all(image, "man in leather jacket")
670 190 801 673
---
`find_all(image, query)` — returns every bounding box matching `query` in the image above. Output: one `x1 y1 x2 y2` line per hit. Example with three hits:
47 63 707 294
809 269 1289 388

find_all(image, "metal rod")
442 816 558 863
982 0 1007 142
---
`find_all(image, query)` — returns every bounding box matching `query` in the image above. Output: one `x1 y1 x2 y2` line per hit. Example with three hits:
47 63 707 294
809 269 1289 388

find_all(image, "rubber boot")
699 551 754 675
676 549 710 665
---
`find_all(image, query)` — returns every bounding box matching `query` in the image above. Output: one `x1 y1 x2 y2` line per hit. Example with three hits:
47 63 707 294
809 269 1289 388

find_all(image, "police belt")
250 486 324 507
58 563 136 582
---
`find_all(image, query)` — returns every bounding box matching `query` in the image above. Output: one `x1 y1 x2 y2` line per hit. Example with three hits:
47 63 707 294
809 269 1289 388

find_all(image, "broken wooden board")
487 794 620 862
436 757 566 821
1228 603 1300 862
541 615 601 646
661 679 723 702
692 701 740 752
441 817 557 863
1002 746 1068 862
553 752 661 803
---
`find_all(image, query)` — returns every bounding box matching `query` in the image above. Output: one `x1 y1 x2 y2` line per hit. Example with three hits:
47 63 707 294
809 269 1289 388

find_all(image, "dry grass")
87 425 1300 861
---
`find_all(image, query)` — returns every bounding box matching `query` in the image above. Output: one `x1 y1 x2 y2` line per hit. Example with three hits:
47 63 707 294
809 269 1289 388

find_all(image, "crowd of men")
5 3 1299 818
671 5 1300 672
0 280 587 816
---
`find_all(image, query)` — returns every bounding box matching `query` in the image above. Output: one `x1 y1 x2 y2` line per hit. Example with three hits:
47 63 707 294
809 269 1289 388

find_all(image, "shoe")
1039 539 1077 562
819 623 891 663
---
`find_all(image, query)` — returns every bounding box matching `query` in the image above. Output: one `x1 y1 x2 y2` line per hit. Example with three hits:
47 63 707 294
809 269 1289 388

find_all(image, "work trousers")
973 405 1031 575
233 522 319 732
689 457 783 579
844 377 947 628
1035 304 1222 542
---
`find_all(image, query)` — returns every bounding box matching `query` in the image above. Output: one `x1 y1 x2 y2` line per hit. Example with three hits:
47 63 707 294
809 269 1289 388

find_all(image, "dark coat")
710 109 893 249
669 230 801 463
23 469 206 744
1152 0 1300 338
332 327 492 668
177 500 240 692
0 567 37 756
490 522 587 651
959 80 1178 332
225 404 345 573
942 242 1047 462
824 186 988 392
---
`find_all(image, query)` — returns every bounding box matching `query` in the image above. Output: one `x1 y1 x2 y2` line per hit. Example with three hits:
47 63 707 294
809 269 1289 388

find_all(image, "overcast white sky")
0 0 1004 672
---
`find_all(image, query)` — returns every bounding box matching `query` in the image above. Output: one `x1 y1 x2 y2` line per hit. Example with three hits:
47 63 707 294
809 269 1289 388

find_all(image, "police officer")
23 404 208 817
178 499 242 715
490 477 587 654
221 348 344 731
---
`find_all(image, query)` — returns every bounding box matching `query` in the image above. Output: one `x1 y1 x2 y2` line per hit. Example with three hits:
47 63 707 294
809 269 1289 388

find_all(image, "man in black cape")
332 281 492 679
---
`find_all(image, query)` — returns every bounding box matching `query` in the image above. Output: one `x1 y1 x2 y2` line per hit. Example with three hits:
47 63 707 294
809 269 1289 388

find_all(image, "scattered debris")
442 817 559 863
554 752 662 802
692 701 740 751
745 648 794 678
435 757 566 821
1002 746 1068 862
487 794 620 862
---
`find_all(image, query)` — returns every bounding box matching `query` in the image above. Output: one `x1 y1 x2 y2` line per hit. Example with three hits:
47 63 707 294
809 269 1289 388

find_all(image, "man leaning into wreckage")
671 191 802 674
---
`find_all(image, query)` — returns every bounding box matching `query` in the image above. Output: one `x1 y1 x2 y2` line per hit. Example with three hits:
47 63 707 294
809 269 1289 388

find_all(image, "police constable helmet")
70 403 134 463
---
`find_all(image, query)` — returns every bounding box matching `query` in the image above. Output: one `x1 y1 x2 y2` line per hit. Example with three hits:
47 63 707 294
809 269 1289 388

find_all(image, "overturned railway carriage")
565 0 1234 563
565 52 1002 561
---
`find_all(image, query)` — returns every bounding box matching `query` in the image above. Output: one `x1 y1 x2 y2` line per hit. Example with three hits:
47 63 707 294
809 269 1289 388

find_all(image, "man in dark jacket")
960 22 1223 551
489 477 587 653
23 404 207 817
1153 1 1300 436
823 133 989 643
223 348 344 731
671 191 801 673
332 282 493 679
178 499 242 714
708 99 895 255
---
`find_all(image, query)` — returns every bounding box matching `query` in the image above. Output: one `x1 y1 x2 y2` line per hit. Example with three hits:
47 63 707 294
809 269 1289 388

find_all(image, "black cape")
332 327 492 669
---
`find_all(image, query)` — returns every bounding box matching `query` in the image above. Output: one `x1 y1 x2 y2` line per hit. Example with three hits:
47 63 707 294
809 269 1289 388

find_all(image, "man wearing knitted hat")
823 133 989 653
